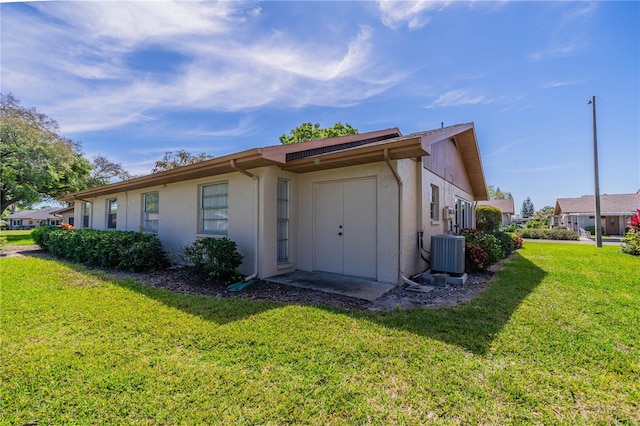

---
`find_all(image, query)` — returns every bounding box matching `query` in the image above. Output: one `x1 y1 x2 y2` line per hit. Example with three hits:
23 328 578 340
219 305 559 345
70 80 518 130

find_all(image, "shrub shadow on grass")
36 257 281 326
357 251 547 355
23 249 546 352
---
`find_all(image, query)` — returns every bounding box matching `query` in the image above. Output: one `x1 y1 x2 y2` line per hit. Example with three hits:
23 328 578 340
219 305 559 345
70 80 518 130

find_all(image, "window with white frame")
107 198 117 229
277 179 289 262
430 184 440 220
455 197 473 232
82 202 91 228
143 192 159 234
200 182 228 235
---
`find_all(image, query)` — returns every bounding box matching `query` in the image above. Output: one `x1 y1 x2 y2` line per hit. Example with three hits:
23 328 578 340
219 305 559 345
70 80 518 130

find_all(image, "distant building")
4 207 71 230
552 190 640 235
477 198 514 227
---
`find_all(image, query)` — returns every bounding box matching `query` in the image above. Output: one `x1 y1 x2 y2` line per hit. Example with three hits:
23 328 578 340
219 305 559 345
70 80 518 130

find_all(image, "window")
82 202 91 228
277 179 289 262
107 199 117 229
455 197 473 232
200 182 228 235
430 184 440 220
68 217 74 226
143 192 159 234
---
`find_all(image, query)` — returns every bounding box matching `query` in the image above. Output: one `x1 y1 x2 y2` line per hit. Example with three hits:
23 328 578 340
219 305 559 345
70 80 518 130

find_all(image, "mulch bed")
4 246 498 311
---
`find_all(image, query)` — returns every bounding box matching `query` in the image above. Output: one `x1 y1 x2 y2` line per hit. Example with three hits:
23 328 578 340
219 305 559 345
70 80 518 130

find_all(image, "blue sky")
2 1 638 211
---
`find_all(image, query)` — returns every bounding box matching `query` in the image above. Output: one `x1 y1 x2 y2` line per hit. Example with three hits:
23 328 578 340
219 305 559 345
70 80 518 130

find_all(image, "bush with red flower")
621 209 640 256
460 228 522 271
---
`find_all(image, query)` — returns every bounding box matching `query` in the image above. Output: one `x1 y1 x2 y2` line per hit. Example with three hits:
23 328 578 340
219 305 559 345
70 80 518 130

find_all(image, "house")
553 191 640 235
59 123 487 284
477 198 515 227
4 207 67 230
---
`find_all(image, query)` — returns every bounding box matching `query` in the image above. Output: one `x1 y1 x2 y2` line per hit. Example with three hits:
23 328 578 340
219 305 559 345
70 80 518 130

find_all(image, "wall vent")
431 234 465 274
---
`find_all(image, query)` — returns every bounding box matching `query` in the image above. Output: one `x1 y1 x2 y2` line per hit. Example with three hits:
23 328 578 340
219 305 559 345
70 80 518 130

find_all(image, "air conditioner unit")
431 234 465 274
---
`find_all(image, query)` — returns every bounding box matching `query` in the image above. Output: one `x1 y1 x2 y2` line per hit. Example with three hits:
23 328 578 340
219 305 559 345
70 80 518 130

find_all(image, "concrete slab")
421 271 468 287
265 271 396 301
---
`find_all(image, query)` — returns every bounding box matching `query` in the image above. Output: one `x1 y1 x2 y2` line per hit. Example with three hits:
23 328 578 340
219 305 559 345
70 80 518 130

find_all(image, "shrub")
526 219 546 229
515 228 579 241
0 235 7 251
621 230 640 255
465 242 488 271
476 206 502 232
584 225 604 236
509 233 523 250
183 237 244 283
546 229 580 240
489 230 516 255
31 225 59 249
461 228 503 269
501 223 521 233
33 228 168 271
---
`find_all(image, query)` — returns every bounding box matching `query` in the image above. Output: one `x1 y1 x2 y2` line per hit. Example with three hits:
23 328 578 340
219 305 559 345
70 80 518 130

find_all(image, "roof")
553 192 640 215
477 198 515 214
5 207 66 220
60 124 487 201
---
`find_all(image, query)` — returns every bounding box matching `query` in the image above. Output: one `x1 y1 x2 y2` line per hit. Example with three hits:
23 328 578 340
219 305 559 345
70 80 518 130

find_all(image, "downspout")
230 159 259 282
384 149 420 287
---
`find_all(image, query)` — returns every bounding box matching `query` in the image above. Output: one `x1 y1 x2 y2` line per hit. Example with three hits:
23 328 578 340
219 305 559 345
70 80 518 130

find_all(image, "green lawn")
0 229 35 246
1 243 638 424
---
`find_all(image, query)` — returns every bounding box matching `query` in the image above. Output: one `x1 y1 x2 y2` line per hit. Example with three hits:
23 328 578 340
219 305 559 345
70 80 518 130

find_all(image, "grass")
0 229 35 246
1 243 638 424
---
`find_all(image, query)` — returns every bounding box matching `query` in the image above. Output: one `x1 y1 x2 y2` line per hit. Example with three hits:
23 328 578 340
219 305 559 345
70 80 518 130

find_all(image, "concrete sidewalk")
522 237 623 245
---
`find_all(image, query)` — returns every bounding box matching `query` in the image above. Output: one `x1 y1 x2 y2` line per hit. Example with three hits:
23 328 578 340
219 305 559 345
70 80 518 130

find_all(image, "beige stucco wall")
296 161 400 284
69 151 480 283
72 171 260 276
420 166 476 255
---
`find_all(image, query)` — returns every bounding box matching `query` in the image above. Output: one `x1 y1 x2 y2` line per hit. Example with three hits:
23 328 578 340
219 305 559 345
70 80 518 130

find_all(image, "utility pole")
588 96 602 248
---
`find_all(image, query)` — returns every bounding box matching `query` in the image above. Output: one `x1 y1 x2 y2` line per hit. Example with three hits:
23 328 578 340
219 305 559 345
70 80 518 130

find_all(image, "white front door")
314 178 377 278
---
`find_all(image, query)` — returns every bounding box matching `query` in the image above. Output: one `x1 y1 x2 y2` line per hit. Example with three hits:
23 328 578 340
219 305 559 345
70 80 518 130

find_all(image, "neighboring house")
4 207 66 230
477 198 515 227
55 206 75 227
553 190 640 235
60 123 487 284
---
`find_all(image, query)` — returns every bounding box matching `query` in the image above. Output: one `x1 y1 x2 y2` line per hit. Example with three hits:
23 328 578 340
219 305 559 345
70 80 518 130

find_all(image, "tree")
538 205 554 216
89 155 131 187
521 197 535 218
487 184 513 200
279 122 358 144
1 93 92 213
151 150 213 173
476 205 502 232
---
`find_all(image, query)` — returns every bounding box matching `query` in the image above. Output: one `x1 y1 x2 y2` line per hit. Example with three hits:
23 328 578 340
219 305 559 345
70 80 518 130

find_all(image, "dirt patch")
4 245 501 311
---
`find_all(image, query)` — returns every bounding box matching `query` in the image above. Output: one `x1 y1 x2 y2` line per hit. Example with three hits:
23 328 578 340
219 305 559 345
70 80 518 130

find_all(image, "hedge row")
515 228 579 240
31 226 168 271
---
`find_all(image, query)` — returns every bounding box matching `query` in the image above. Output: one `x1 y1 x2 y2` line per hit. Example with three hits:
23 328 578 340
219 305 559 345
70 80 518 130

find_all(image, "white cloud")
377 0 451 29
540 78 588 89
528 43 578 62
187 118 259 138
2 2 402 134
427 89 489 108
